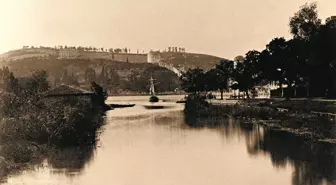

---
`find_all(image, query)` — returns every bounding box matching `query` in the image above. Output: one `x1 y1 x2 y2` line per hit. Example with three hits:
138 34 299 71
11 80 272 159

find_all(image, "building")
58 48 80 59
147 50 161 63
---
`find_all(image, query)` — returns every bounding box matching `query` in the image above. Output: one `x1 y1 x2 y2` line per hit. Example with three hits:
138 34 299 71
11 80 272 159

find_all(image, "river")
2 95 336 185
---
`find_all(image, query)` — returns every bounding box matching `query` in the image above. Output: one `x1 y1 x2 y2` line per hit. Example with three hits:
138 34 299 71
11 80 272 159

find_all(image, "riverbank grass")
184 94 336 140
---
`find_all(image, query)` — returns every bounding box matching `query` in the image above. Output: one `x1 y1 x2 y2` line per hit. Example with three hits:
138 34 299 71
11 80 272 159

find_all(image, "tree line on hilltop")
180 3 336 99
23 45 141 54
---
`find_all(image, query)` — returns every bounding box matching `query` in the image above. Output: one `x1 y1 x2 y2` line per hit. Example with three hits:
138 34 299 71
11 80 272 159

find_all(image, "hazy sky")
0 0 335 59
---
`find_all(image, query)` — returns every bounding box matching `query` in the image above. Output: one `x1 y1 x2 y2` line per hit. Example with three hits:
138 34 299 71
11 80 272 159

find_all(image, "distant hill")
0 48 225 71
1 58 180 94
158 52 224 71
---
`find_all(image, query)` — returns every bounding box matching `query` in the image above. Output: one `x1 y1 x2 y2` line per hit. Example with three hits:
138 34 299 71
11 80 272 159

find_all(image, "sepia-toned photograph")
0 0 336 184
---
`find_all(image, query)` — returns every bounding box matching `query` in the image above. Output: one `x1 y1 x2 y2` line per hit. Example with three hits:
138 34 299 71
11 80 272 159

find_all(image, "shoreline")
184 95 336 142
108 92 186 96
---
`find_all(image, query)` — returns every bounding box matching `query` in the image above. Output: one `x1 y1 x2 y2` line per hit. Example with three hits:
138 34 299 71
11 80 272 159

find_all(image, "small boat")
143 77 166 109
109 104 135 108
143 105 165 109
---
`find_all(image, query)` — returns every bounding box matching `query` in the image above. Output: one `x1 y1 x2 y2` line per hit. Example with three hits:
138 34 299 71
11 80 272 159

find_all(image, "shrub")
0 68 106 147
149 95 159 102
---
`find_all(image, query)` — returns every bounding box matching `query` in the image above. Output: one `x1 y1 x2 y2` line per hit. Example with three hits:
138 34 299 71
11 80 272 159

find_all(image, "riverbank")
0 95 106 181
0 69 107 182
108 91 186 96
184 95 336 141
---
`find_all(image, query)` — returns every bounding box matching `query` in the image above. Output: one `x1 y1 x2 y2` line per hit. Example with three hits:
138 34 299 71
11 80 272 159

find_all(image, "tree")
60 69 79 86
215 60 234 100
234 55 244 63
105 68 120 93
281 38 307 98
179 68 205 93
314 16 336 97
0 67 19 93
85 68 96 83
20 70 50 101
289 2 321 40
204 68 219 92
261 37 288 97
231 51 261 99
114 48 122 53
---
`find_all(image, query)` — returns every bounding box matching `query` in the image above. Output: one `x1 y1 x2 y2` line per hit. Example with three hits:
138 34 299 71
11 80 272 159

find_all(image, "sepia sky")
0 0 335 59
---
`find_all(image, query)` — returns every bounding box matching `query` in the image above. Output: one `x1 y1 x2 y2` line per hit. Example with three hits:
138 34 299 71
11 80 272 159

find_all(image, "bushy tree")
215 60 234 99
180 68 205 94
231 51 261 98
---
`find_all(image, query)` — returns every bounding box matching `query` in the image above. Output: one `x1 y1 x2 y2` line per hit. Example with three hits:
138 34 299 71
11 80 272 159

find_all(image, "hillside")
0 48 225 72
158 52 224 71
1 58 180 94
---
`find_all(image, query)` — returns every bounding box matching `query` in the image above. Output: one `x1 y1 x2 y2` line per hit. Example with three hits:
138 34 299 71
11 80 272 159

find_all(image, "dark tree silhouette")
180 68 205 94
215 60 234 100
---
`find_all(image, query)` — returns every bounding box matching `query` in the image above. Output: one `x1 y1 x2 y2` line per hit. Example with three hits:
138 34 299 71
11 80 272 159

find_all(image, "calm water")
3 96 336 185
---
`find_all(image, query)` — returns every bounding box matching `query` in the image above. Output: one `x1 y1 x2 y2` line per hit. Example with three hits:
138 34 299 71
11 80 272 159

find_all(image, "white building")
58 48 80 59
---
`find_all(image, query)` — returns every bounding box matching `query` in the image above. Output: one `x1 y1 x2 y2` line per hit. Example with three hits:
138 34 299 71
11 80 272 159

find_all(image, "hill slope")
1 48 225 71
159 52 224 71
1 58 180 94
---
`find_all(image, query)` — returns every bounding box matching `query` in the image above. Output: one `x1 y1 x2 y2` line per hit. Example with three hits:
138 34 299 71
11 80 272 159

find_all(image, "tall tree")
289 2 321 41
179 68 205 94
215 60 234 100
231 51 261 98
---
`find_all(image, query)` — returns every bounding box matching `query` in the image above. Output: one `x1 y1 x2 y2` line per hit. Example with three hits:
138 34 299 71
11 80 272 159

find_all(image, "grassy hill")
1 48 225 71
159 52 224 71
1 58 180 94
0 48 226 94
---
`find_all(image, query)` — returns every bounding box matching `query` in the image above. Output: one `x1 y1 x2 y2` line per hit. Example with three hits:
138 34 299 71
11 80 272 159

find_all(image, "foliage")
180 3 336 99
289 2 321 40
7 58 180 94
230 51 262 98
179 3 336 99
215 60 234 99
179 68 206 93
0 67 106 147
149 95 159 103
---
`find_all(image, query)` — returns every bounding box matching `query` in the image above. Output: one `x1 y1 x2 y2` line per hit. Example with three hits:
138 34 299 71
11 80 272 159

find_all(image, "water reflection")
4 101 336 185
186 117 336 185
47 146 96 172
0 145 97 184
246 128 336 185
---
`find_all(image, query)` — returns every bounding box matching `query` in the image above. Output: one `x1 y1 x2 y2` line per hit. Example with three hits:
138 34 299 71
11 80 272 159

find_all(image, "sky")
0 0 335 59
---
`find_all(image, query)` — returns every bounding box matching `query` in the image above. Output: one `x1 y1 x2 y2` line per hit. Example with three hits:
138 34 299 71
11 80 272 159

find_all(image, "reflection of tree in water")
47 145 96 173
186 118 336 185
186 118 261 148
0 144 97 183
248 128 336 185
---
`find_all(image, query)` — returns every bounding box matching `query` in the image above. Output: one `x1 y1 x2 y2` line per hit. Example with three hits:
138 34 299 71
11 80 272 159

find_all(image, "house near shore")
211 81 287 99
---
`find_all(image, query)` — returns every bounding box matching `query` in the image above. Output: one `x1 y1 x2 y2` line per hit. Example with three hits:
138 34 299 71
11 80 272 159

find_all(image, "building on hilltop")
167 47 186 53
147 50 161 63
58 48 80 59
